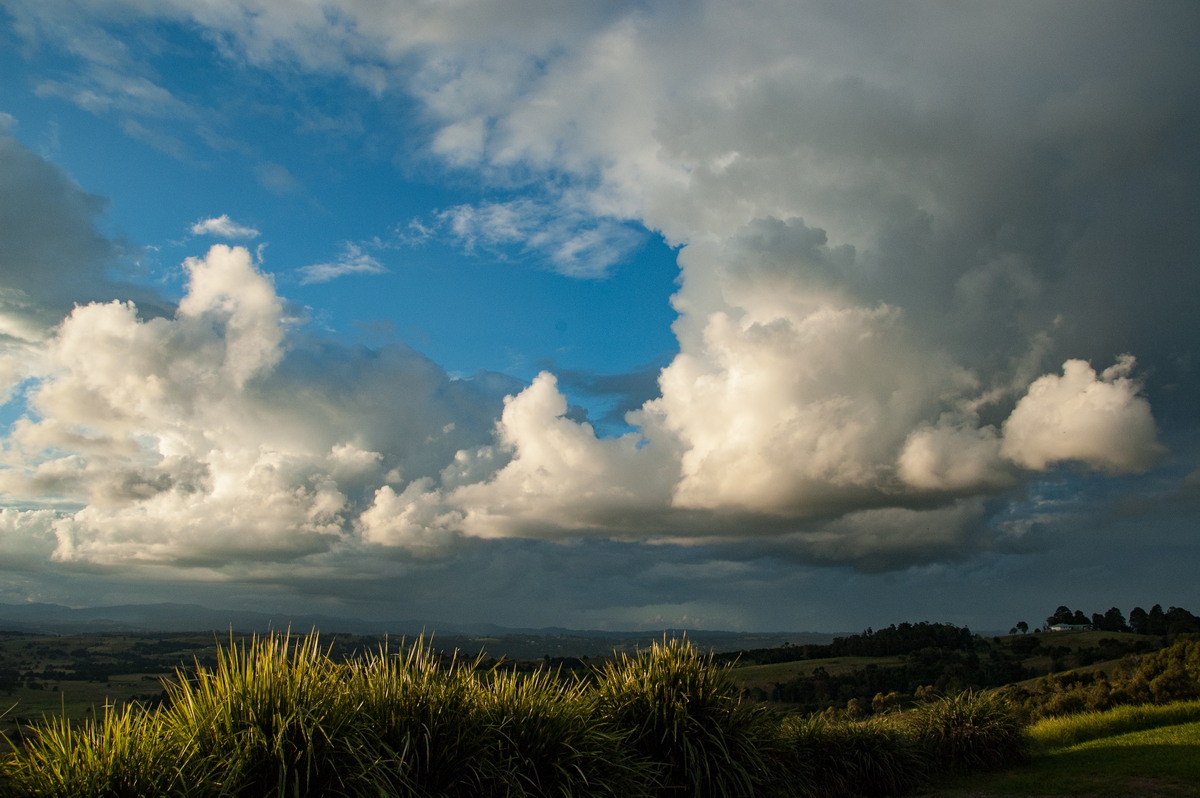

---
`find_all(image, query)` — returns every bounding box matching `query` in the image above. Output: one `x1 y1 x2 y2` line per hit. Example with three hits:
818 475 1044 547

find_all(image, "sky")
0 0 1198 634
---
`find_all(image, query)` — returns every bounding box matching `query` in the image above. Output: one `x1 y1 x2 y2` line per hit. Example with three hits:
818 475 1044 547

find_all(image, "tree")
1148 604 1167 636
1129 606 1149 635
1165 607 1200 635
1047 606 1075 628
1102 607 1129 633
1016 621 1029 635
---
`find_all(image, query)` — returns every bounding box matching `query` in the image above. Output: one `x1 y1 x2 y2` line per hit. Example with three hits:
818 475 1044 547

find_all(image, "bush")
0 704 186 798
778 713 928 798
481 668 650 797
345 637 492 796
161 631 378 797
594 637 781 798
905 690 1027 771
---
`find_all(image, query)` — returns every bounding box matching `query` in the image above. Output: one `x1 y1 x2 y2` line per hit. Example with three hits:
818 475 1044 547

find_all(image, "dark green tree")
1148 604 1167 635
1129 606 1149 635
1103 607 1129 633
1165 607 1200 635
1046 606 1074 628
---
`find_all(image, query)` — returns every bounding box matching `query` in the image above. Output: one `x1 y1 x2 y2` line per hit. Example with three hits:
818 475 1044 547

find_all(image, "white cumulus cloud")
190 215 260 240
1001 356 1166 473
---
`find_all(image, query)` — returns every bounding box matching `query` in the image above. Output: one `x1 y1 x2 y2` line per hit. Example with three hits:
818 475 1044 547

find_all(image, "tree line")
1019 603 1200 635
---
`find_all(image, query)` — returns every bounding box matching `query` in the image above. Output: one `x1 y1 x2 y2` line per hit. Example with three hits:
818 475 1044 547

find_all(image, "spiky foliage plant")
0 703 186 798
593 637 780 798
480 668 651 798
904 690 1027 772
777 713 928 798
342 637 493 797
161 631 376 797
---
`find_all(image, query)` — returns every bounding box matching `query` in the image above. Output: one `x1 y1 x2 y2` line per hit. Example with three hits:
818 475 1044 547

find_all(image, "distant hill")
0 601 835 656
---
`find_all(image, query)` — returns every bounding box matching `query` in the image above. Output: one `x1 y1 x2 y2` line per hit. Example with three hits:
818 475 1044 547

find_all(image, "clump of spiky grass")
344 637 492 797
481 668 652 797
904 690 1027 772
594 637 780 798
162 631 374 797
0 702 185 798
778 713 928 798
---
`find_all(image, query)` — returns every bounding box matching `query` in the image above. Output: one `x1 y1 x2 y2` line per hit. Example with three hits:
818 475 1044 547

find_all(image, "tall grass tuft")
905 690 1027 772
481 668 651 797
0 702 185 798
345 636 493 797
161 630 376 797
778 713 928 798
594 636 780 798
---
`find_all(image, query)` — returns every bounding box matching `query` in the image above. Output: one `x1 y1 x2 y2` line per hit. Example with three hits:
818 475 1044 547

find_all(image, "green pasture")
730 655 905 689
929 701 1200 797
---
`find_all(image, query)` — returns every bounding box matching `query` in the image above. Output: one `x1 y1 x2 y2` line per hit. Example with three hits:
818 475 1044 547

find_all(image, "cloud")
1001 356 1166 473
0 242 508 568
431 199 645 278
298 243 388 284
190 214 261 240
1 0 1196 607
255 162 301 195
0 129 170 401
449 372 680 538
898 424 1011 494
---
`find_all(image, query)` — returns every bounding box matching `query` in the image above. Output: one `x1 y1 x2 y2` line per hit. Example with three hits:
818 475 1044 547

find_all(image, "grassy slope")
926 705 1200 797
727 629 1150 695
729 656 905 691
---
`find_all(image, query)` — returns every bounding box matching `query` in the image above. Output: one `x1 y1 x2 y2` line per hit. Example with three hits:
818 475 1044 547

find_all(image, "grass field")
926 704 1200 797
730 655 905 691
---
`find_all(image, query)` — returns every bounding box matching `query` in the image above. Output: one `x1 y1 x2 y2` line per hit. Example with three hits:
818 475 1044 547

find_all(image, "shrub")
593 637 780 798
778 713 927 798
346 637 494 797
161 631 374 797
0 703 185 798
481 668 651 797
904 690 1027 772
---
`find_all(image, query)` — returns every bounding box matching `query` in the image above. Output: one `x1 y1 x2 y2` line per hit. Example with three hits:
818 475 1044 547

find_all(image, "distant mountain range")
0 601 835 655
0 601 396 636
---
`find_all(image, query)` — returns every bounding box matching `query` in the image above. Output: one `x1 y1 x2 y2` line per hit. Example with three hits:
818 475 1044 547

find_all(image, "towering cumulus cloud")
0 0 1196 626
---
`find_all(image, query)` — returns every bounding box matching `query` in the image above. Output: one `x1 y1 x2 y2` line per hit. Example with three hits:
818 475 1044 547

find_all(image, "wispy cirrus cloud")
427 199 645 279
297 242 388 284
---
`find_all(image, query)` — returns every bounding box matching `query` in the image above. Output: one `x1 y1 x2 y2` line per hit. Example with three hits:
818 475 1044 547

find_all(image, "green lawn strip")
1029 700 1200 751
926 720 1200 797
1 675 167 740
730 656 905 690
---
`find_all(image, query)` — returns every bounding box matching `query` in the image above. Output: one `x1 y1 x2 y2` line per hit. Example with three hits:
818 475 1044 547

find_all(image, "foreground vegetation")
1 633 1029 797
931 701 1200 797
